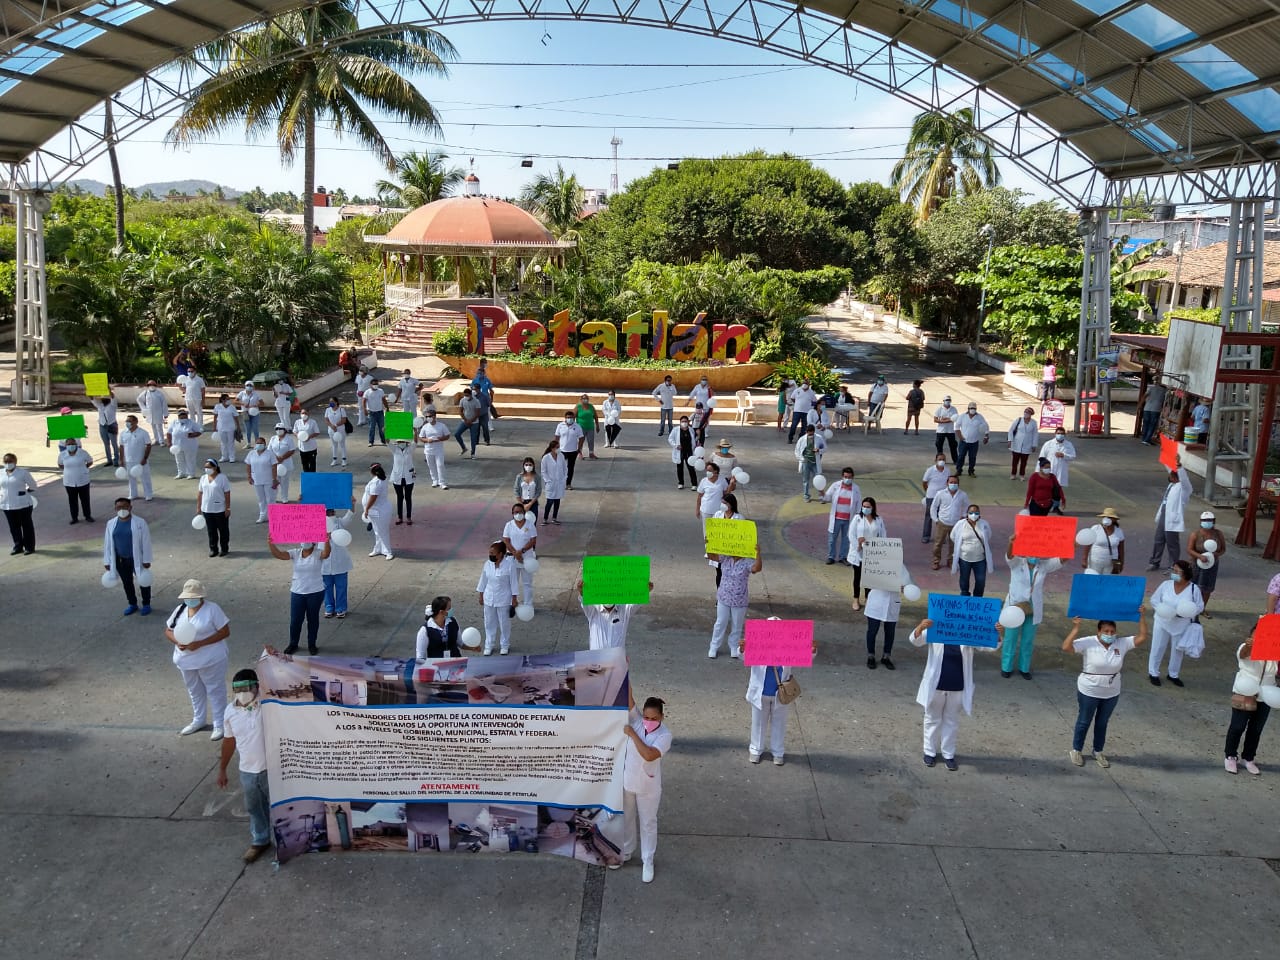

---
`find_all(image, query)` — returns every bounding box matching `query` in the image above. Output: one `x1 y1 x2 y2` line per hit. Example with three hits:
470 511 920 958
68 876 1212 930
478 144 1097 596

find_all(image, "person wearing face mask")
272 376 294 432
821 468 861 564
183 368 207 428
322 501 356 619
955 403 990 477
1024 457 1065 516
794 424 826 502
470 363 496 443
244 438 279 523
929 474 970 570
513 458 542 518
503 503 538 608
137 380 169 446
164 578 230 739
696 462 736 533
476 541 519 656
1063 611 1147 768
268 424 297 502
555 410 585 489
685 375 715 438
418 411 450 489
1147 464 1191 570
236 380 264 448
1037 429 1076 508
217 668 271 863
362 378 387 446
416 596 462 661
212 394 240 463
707 544 763 658
617 690 671 883
119 415 154 501
323 396 349 467
362 463 394 560
574 394 600 460
540 440 567 524
57 437 95 524
950 504 993 597
353 366 372 425
909 616 1001 771
786 379 816 443
1147 559 1204 687
1 454 39 553
454 387 482 458
91 389 120 467
848 497 886 611
1224 625 1276 776
1188 511 1226 617
103 497 152 614
293 408 319 473
867 375 889 422
389 439 416 526
920 452 950 543
932 396 959 464
1007 407 1040 481
398 369 420 414
268 536 332 654
864 586 902 670
1081 508 1126 575
999 532 1062 679
602 391 623 448
669 416 697 489
742 622 816 766
166 408 203 480
196 459 232 557
652 375 677 436
575 578 650 649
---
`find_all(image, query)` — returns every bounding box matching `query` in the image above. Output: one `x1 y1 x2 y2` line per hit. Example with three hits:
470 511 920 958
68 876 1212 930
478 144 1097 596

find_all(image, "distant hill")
65 178 243 199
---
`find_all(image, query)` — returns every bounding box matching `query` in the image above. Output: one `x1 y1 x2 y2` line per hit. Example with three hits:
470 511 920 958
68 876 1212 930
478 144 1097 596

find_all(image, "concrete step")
436 386 776 424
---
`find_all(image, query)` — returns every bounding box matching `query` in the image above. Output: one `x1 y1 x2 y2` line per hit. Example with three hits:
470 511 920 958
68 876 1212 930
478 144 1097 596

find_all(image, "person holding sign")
1224 624 1277 775
618 690 672 884
1081 508 1125 575
163 579 230 740
1147 560 1204 687
950 504 993 597
1188 511 1226 618
707 545 763 659
848 497 886 611
1 453 39 554
1037 428 1075 505
476 541 519 656
1062 610 1148 768
1147 466 1191 570
742 629 815 766
91 390 120 467
1000 533 1062 679
57 437 95 525
909 617 1000 770
502 503 538 608
821 467 861 564
576 579 650 650
1007 407 1039 481
362 463 393 560
267 536 331 655
196 459 232 557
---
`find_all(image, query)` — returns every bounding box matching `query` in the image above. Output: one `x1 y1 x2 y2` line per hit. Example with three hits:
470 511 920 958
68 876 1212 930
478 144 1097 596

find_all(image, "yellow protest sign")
705 518 757 558
83 373 110 396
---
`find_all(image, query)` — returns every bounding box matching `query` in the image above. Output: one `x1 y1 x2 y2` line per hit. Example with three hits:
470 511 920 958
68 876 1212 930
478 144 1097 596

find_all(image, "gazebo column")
491 256 499 307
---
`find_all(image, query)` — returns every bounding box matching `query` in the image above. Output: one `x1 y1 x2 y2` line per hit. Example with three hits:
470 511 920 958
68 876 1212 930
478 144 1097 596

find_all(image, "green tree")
519 163 584 237
375 150 465 207
167 1 455 254
892 108 1001 223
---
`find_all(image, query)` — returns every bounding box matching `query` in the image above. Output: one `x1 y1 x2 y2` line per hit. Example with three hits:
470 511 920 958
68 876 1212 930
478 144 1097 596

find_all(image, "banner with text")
860 538 904 591
1012 514 1078 559
925 594 1003 647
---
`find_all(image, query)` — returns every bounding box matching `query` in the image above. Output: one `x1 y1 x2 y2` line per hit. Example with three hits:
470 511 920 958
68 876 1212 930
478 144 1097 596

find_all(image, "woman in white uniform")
475 541 518 656
323 397 348 467
418 411 450 489
293 409 319 473
362 463 393 560
2 453 39 553
1147 559 1204 687
540 439 567 525
602 391 623 448
196 458 232 557
389 440 416 526
272 379 293 428
502 503 538 608
57 437 95 524
618 690 672 883
267 537 331 655
163 578 230 740
212 393 240 463
1081 507 1125 575
1062 611 1147 768
243 438 278 523
268 424 297 503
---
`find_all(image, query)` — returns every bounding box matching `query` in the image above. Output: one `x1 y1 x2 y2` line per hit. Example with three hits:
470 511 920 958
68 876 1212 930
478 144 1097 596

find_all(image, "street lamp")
973 223 997 359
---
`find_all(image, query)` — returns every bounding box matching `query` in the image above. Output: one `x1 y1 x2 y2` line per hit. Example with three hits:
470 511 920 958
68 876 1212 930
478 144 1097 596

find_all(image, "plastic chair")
735 390 756 425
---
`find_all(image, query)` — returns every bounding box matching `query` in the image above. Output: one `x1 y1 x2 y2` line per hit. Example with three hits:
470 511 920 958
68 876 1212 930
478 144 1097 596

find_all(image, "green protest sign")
384 411 415 440
46 414 88 440
582 555 651 605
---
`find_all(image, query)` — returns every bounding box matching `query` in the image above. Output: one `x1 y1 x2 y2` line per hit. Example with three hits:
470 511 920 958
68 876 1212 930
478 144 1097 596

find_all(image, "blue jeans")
788 411 808 442
367 410 386 444
800 460 817 499
957 558 986 596
240 769 271 846
478 409 491 443
244 413 261 446
454 420 480 453
956 440 979 473
1140 409 1160 443
1073 692 1120 752
323 573 348 615
827 517 850 561
658 408 673 434
99 423 119 465
289 590 324 651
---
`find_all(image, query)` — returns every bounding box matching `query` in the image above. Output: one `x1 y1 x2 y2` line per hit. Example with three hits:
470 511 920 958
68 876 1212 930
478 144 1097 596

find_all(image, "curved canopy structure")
3 1 1280 204
370 195 574 257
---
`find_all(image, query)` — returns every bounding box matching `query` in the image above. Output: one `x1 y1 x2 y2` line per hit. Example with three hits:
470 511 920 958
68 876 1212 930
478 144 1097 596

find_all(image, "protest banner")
925 594 1003 647
705 518 757 558
1159 434 1179 471
1039 399 1065 429
1066 574 1145 621
1252 615 1280 660
82 373 109 396
268 503 328 544
46 414 87 440
300 472 354 510
861 538 903 591
384 411 415 440
1012 514 1078 559
743 619 814 667
582 556 651 605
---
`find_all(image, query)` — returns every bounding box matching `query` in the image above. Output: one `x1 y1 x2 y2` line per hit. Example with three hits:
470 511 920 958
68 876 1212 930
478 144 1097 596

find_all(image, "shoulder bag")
773 666 802 704
1231 692 1259 712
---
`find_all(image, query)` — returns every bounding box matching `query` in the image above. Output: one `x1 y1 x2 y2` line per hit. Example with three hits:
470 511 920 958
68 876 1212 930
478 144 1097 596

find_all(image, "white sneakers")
642 862 654 883
1069 749 1084 767
179 721 208 736
210 728 223 742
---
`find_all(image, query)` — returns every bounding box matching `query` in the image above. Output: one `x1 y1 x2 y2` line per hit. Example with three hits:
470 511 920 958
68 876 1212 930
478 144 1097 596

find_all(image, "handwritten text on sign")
743 619 814 667
268 503 328 544
582 556 651 605
705 518 757 558
1066 574 1145 621
925 594 1002 647
861 538 903 591
1012 514 1078 559
1252 614 1280 660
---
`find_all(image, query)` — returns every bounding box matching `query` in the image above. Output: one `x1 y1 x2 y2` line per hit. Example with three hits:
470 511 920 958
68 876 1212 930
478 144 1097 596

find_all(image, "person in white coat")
243 438 278 523
502 504 538 607
618 690 672 883
119 415 154 501
1081 507 1125 575
475 540 519 655
418 411 450 489
58 438 95 523
909 617 1000 770
163 578 230 740
1038 428 1076 496
742 625 815 766
793 424 825 502
669 415 698 488
103 497 153 615
362 463 393 560
1147 559 1204 687
932 396 959 463
137 380 169 444
2 453 39 553
540 439 568 524
821 468 861 564
322 504 356 618
575 579 648 649
949 504 994 597
293 409 320 473
397 370 420 412
602 391 623 448
267 424 297 503
196 459 233 557
920 453 950 543
323 397 348 467
389 440 416 525
1007 407 1039 480
212 394 240 463
1148 465 1191 570
167 409 204 480
847 497 886 611
1000 533 1062 679
864 588 901 669
183 369 207 427
236 381 264 448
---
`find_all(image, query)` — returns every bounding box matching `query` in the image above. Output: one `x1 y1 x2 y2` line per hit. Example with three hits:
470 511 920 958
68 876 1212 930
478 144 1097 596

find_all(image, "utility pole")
610 134 622 196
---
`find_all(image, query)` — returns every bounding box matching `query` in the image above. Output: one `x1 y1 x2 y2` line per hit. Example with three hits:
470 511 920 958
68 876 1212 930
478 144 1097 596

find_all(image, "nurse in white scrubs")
617 690 672 883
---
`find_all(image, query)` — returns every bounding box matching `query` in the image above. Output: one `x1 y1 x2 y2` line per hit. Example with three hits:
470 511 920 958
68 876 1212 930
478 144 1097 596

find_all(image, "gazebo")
365 186 576 307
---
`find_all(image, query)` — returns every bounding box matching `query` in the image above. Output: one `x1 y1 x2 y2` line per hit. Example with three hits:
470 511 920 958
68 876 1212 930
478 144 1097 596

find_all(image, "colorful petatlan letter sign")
743 619 814 667
1159 434 1179 471
1251 614 1280 660
299 472 354 511
45 414 87 440
582 555 651 605
268 503 328 544
1012 514 1078 559
925 594 1003 647
861 538 904 591
384 411 415 441
82 372 110 396
704 518 757 558
1066 574 1145 622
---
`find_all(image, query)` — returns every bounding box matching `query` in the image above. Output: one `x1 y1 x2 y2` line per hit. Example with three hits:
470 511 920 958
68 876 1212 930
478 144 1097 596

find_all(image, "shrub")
770 354 839 393
431 325 471 356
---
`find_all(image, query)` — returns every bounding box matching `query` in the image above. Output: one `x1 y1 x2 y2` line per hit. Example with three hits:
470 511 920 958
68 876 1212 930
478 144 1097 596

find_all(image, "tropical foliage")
376 150 465 208
892 108 1001 222
519 164 585 237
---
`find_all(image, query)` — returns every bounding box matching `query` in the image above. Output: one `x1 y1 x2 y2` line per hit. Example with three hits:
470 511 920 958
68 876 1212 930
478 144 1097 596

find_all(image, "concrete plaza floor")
2 314 1278 960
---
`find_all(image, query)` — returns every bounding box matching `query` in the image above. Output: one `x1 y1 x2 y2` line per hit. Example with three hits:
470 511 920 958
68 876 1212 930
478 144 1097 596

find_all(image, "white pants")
179 656 228 729
144 415 166 445
329 428 347 463
750 695 789 759
253 483 271 520
1148 623 1186 679
1086 556 1112 575
126 461 153 499
276 469 292 502
176 441 200 477
923 689 963 759
274 398 291 427
368 509 393 557
514 556 535 606
709 602 747 656
217 430 236 462
423 446 446 485
622 788 660 865
481 603 512 653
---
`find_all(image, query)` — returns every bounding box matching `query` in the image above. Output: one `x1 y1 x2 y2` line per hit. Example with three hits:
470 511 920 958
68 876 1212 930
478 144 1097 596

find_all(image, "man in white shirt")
652 375 678 436
787 380 818 443
867 376 889 419
455 388 484 459
1007 407 1039 480
183 369 207 427
362 379 387 445
217 668 272 863
237 381 265 448
576 579 648 649
91 390 120 467
397 369 420 413
138 380 169 446
119 416 154 500
354 366 373 425
167 409 204 479
212 393 240 463
920 453 951 543
933 396 959 464
418 411 451 488
929 474 970 569
956 403 990 477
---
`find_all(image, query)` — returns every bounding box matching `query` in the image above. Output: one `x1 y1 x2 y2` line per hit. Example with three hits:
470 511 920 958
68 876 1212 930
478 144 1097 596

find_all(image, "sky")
71 18 1067 205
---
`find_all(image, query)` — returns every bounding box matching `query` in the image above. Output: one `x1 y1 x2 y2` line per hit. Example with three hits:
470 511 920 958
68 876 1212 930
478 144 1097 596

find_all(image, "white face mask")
117 508 130 520
204 467 215 476
513 512 525 522
235 690 257 707
66 444 77 453
1056 435 1065 443
4 463 15 472
1102 518 1114 526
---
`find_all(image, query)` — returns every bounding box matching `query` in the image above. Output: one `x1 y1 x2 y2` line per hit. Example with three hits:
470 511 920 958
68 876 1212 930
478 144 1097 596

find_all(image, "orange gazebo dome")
385 196 558 250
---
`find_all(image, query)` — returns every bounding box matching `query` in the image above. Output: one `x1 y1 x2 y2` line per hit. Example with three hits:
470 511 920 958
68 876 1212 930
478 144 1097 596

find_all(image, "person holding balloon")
1061 609 1148 768
602 391 623 448
195 459 232 557
102 497 152 615
163 578 230 740
1224 623 1278 775
416 596 462 659
1188 511 1226 618
502 502 539 610
793 423 826 503
322 501 356 619
669 415 698 489
695 461 735 534
999 533 1062 679
1147 559 1205 687
1078 508 1125 575
119 415 154 501
267 423 297 503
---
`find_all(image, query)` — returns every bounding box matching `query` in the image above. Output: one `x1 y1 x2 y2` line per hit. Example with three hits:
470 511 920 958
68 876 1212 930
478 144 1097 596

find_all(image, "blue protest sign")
925 594 1002 647
1066 574 1144 622
299 471 353 510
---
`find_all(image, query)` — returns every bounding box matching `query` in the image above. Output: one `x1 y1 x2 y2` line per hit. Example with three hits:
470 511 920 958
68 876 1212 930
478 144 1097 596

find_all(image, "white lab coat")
864 589 901 623
668 426 697 464
1004 555 1062 625
582 601 636 650
1155 468 1192 532
476 556 518 605
745 664 795 709
794 433 826 469
0 467 38 509
1038 437 1076 486
389 443 416 484
1007 417 1039 455
541 452 568 499
847 515 886 565
137 388 168 426
102 515 153 572
910 627 978 715
822 480 862 532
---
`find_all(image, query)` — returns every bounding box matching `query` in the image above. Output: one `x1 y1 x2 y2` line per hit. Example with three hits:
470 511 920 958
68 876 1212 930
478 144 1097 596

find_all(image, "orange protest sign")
1012 514 1078 559
1159 434 1179 471
1252 615 1280 660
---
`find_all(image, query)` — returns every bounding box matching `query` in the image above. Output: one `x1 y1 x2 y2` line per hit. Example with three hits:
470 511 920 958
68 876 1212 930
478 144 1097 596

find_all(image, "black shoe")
85 516 94 522
867 656 877 669
1167 676 1184 687
944 757 958 771
1001 670 1012 678
1020 671 1033 680
825 558 835 565
923 753 936 767
880 657 895 670
967 470 975 477
220 550 229 557
209 550 218 557
283 645 299 655
1149 674 1161 686
69 518 79 525
308 646 318 656
10 546 21 555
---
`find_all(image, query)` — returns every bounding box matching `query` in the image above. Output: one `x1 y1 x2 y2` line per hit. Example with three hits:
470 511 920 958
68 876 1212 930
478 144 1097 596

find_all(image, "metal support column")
1073 209 1112 435
1204 199 1265 500
10 176 52 408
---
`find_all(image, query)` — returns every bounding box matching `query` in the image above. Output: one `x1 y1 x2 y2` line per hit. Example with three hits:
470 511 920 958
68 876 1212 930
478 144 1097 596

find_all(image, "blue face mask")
1200 521 1214 529
1026 558 1038 567
183 598 202 608
861 506 872 516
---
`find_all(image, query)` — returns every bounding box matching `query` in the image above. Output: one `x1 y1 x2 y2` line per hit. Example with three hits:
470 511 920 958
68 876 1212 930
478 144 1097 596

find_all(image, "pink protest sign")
268 503 328 544
743 619 814 667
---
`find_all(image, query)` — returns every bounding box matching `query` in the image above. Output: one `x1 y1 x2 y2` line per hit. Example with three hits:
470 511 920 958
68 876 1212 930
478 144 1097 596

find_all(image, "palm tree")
167 1 455 253
375 150 464 207
892 108 1001 223
519 163 584 237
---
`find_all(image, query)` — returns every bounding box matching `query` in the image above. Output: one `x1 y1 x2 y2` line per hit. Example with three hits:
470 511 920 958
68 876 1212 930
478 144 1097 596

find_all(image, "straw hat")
1096 507 1121 520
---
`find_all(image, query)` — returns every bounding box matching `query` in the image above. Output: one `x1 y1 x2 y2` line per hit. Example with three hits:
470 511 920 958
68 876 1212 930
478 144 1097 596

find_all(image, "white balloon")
921 497 927 507
605 414 619 426
692 446 706 458
191 514 207 531
823 429 834 440
902 583 922 602
1017 508 1031 517
1260 686 1280 709
515 604 535 622
999 606 1026 629
1175 599 1198 619
101 570 119 588
27 496 37 510
1196 555 1214 570
174 617 197 645
114 466 127 480
1153 602 1176 620
413 416 425 429
1202 539 1218 554
1235 675 1262 697
812 474 827 491
330 528 352 547
276 461 289 477
129 464 143 478
706 397 717 409
736 472 750 485
691 458 706 472
136 568 153 587
522 557 540 573
731 468 745 480
460 626 482 649
1075 528 1096 546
